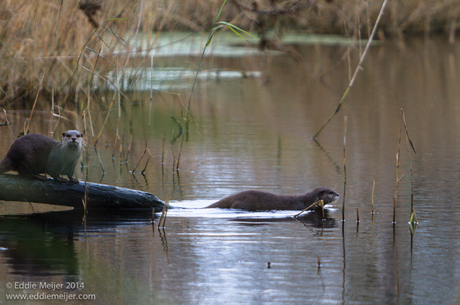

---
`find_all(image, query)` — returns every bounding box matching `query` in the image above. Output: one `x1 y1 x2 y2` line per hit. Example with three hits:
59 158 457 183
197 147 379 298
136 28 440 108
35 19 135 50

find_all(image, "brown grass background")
0 0 458 105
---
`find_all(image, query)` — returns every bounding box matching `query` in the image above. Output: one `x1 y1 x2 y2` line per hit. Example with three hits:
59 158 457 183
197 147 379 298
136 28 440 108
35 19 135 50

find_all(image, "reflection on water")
104 67 262 92
0 216 79 277
1 36 460 304
0 211 153 276
168 200 338 229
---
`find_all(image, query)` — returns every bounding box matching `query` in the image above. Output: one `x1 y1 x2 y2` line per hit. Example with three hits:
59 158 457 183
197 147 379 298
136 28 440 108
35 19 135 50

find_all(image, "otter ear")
62 132 66 137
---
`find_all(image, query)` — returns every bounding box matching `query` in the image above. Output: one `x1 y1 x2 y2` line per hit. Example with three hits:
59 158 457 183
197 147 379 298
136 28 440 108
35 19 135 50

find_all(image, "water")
1 35 460 304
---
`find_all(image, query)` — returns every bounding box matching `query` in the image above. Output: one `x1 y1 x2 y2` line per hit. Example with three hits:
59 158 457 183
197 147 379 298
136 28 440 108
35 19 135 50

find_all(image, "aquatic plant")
393 109 403 223
394 108 418 225
313 0 389 138
371 179 375 218
158 195 170 228
175 0 255 171
342 116 347 222
293 199 325 217
401 109 418 229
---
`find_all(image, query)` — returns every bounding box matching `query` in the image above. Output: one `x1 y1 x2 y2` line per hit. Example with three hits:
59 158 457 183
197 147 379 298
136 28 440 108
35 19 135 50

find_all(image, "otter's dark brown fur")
0 130 83 183
205 187 339 211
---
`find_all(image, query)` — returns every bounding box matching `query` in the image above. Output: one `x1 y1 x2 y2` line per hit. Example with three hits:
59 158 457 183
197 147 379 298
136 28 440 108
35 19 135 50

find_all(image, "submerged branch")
0 174 164 212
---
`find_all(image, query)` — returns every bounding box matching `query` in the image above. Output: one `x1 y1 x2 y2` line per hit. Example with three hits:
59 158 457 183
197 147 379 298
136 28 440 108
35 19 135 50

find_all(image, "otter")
205 187 339 211
0 130 83 183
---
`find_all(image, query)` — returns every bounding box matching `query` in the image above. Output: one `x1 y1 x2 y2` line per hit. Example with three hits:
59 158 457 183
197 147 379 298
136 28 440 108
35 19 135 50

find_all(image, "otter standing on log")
0 130 83 183
205 187 339 211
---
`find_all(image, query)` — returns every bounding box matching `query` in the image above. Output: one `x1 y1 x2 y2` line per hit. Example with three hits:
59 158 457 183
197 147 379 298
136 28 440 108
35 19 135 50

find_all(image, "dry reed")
293 199 325 217
393 110 403 223
132 147 154 173
0 0 456 105
313 0 389 139
141 157 150 175
342 116 347 222
401 109 418 227
394 108 418 224
158 196 170 228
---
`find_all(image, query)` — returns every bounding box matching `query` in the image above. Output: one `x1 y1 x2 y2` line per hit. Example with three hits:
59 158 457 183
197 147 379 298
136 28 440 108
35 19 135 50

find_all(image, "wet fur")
206 187 339 211
0 130 83 183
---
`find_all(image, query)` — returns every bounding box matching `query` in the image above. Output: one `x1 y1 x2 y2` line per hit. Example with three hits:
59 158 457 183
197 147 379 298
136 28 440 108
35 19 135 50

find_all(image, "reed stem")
371 179 375 216
342 116 347 222
176 0 229 171
158 196 170 228
313 0 389 139
393 109 403 223
401 109 419 226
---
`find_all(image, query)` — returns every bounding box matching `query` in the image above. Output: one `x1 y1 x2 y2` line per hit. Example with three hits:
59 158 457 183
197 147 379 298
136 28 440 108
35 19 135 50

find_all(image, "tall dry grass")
0 0 458 105
306 0 459 36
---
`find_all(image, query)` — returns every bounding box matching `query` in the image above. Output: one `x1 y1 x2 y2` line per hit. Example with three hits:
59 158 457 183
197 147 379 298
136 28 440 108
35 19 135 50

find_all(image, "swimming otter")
0 130 83 183
205 187 339 211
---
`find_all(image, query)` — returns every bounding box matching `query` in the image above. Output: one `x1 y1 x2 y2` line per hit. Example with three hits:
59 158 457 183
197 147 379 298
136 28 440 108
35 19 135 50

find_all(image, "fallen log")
0 174 164 212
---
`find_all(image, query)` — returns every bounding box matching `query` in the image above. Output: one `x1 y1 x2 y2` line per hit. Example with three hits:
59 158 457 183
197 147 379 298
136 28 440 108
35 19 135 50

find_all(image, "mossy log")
0 174 164 212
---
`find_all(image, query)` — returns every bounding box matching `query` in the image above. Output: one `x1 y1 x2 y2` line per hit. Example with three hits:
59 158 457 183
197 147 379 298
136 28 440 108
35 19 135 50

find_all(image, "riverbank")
0 0 458 104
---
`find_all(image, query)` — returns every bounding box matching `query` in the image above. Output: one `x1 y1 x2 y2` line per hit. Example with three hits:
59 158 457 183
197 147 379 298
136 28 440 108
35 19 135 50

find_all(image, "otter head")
313 187 339 205
62 130 83 150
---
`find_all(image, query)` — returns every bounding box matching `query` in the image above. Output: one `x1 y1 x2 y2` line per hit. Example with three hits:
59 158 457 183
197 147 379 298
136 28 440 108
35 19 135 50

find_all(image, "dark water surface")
1 36 460 304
